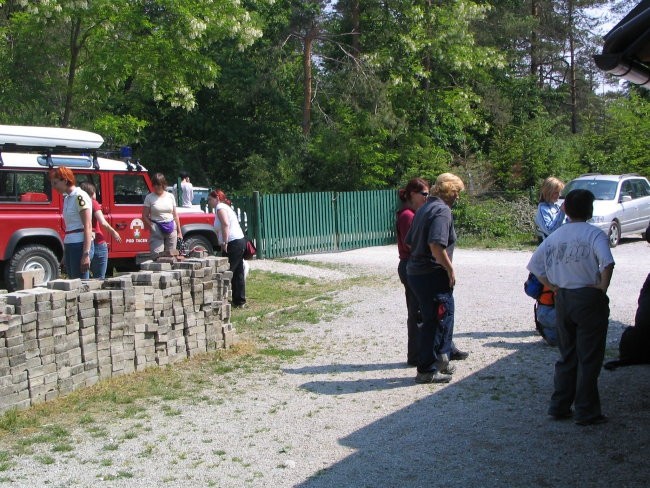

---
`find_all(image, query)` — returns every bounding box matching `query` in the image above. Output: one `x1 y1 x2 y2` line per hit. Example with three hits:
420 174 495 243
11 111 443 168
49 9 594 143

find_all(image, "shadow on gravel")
284 362 410 375
294 345 649 488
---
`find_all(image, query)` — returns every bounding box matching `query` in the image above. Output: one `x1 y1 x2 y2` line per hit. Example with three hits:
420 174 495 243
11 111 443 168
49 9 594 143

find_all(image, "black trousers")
226 238 247 306
550 287 609 422
398 259 421 364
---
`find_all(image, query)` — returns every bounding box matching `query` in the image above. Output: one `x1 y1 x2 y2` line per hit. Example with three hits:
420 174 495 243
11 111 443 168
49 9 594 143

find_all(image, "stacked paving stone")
0 255 236 413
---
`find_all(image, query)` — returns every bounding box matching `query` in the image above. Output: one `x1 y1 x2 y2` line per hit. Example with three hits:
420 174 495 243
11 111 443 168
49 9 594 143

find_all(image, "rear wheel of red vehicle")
5 244 60 291
183 235 214 255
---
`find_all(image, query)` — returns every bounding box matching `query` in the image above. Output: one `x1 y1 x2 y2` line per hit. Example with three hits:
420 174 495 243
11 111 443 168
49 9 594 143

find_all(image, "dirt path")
3 241 649 487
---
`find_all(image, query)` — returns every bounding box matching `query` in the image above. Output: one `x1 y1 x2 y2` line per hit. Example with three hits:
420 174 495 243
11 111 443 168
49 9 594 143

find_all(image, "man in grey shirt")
178 171 194 208
527 189 614 426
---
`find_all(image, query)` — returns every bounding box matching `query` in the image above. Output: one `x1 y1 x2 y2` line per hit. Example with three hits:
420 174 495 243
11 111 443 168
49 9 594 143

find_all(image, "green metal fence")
231 190 400 259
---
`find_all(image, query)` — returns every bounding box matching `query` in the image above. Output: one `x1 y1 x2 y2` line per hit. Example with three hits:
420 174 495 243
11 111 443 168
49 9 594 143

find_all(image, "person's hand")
113 230 122 243
447 268 456 289
81 253 90 272
177 231 182 239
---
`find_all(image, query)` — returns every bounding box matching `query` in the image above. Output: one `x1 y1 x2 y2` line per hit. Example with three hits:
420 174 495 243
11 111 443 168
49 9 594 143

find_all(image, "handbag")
155 220 175 235
244 239 256 260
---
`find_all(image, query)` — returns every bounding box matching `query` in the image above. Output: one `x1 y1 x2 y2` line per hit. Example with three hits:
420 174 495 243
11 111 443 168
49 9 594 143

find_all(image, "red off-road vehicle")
0 126 218 290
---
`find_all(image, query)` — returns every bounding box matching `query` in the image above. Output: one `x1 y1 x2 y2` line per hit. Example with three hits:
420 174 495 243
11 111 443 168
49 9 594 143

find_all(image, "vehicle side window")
113 174 149 205
631 179 650 198
620 181 634 200
75 173 102 202
0 171 52 203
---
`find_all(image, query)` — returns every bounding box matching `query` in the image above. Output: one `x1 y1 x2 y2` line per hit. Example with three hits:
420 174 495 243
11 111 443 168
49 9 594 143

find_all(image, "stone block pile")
0 256 236 413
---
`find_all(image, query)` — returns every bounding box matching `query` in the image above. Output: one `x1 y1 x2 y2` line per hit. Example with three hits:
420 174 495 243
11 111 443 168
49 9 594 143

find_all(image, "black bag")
244 239 256 260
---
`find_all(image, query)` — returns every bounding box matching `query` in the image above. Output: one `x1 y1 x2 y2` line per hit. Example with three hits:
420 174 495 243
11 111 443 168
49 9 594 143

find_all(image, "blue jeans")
91 242 109 279
407 270 455 373
64 241 94 280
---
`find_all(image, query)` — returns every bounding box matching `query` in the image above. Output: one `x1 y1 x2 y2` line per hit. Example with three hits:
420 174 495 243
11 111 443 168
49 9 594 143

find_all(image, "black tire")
608 221 621 248
5 244 60 291
183 234 214 255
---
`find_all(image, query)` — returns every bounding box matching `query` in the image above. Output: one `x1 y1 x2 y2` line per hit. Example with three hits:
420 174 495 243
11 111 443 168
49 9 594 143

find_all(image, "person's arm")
595 263 614 293
536 204 565 236
173 206 182 240
536 275 557 293
429 242 455 288
80 207 93 272
217 207 230 252
95 208 122 243
142 196 152 228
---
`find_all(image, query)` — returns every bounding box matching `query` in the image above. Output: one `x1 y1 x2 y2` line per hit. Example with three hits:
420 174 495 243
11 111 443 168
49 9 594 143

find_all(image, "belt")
65 228 84 234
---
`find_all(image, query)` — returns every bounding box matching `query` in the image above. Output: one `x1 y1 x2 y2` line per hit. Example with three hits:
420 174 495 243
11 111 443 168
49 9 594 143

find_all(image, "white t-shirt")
63 187 92 244
214 202 245 244
527 222 614 289
180 180 194 207
144 191 176 223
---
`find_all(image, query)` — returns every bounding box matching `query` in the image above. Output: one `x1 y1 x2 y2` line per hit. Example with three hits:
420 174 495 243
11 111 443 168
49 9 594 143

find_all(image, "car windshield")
563 179 618 200
193 189 209 205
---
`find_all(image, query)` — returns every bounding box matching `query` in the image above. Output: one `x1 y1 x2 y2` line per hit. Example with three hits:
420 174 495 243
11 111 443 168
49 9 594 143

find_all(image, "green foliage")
454 195 537 242
0 0 645 193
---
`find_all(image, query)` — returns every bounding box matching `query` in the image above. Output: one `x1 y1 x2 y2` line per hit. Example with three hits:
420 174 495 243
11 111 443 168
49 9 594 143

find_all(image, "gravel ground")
3 239 649 487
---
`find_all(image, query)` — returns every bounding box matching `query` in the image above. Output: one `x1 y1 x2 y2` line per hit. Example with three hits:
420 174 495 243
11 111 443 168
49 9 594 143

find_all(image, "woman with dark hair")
49 166 94 279
79 182 122 279
208 189 247 308
397 178 430 366
142 173 182 255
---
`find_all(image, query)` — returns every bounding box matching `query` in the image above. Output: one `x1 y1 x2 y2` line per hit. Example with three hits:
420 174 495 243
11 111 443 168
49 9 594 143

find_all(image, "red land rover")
0 128 218 290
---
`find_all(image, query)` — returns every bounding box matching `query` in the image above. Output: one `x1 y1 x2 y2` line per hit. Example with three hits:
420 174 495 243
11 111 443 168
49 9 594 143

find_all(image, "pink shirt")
396 207 415 260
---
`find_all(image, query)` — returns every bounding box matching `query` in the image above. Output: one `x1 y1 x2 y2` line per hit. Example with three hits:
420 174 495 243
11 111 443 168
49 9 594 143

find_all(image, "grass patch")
258 347 305 360
0 268 359 459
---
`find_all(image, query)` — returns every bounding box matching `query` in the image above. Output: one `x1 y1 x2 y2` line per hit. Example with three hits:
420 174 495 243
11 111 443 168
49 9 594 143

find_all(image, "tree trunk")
351 0 360 59
568 0 578 134
530 0 541 85
302 27 318 136
62 17 82 127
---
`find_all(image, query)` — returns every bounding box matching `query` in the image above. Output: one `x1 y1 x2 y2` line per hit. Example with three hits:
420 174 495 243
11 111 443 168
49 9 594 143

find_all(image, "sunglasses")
419 191 429 197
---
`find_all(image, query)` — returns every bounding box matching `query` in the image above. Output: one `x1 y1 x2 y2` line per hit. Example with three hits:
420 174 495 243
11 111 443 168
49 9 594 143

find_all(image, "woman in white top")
49 166 94 279
208 189 247 307
142 173 182 254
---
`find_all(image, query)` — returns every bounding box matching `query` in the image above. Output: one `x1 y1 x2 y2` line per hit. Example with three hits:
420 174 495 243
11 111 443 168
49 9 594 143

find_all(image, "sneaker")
450 350 469 361
434 353 455 374
415 370 452 384
575 414 608 426
548 410 573 421
440 363 456 375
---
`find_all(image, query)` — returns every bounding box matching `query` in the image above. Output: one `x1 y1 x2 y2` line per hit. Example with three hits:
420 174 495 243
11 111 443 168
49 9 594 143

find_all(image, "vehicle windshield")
563 179 618 200
193 188 209 205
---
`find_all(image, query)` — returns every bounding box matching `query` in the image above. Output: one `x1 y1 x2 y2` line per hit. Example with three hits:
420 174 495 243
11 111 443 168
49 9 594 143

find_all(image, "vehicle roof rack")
619 173 641 178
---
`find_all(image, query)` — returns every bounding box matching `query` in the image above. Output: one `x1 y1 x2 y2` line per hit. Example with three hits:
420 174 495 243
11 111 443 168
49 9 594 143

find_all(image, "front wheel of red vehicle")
5 244 60 291
183 235 214 255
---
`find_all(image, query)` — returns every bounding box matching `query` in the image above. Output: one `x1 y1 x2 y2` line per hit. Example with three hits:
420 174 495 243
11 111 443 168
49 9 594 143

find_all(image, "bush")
455 195 536 243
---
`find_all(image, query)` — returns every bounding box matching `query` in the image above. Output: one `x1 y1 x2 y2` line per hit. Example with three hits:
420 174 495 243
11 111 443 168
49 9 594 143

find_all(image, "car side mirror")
620 194 632 203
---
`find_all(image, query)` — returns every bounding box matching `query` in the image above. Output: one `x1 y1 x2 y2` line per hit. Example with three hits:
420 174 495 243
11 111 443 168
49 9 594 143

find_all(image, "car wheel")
5 244 60 291
183 235 214 255
608 221 621 248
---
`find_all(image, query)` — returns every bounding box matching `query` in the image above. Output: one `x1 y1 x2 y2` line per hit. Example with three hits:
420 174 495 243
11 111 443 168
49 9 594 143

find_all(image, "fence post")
332 192 340 250
253 191 263 259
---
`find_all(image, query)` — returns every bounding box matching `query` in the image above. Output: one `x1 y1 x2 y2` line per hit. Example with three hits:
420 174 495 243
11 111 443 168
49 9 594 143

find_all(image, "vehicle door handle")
116 223 127 230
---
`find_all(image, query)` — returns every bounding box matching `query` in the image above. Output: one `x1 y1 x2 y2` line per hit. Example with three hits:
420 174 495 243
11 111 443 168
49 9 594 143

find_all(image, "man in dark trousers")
527 189 615 426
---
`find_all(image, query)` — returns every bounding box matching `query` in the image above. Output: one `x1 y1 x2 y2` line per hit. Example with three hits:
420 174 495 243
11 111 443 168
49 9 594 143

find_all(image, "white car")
562 173 650 247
